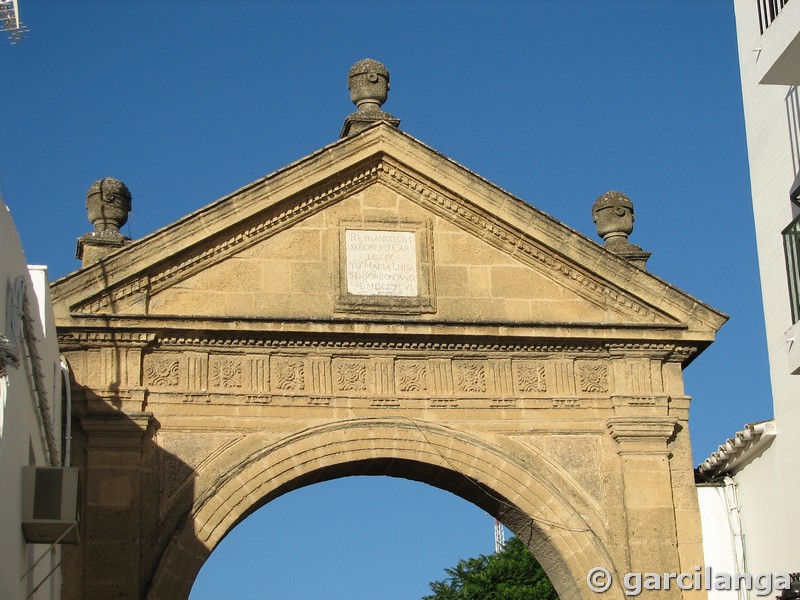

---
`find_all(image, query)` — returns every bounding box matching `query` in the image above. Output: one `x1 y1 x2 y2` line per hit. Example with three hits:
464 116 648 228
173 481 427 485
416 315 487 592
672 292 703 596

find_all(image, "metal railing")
758 0 790 35
783 212 800 324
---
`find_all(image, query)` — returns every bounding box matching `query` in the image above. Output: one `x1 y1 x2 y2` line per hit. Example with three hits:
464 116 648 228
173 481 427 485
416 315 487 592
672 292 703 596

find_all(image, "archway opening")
149 421 608 600
189 474 514 599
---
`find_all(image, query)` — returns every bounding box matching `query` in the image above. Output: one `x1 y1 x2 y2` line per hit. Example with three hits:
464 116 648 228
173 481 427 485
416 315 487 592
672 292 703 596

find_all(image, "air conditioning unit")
21 466 80 544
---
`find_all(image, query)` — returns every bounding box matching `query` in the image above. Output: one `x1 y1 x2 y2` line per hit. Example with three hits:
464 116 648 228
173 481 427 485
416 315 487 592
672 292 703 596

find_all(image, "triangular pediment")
52 123 726 349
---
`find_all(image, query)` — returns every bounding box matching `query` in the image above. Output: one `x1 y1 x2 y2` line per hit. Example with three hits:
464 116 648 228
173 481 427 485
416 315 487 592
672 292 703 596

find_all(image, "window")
783 213 800 323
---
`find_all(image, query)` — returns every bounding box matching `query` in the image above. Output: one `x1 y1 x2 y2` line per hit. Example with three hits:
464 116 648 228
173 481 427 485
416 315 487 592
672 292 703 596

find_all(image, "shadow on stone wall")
60 396 197 600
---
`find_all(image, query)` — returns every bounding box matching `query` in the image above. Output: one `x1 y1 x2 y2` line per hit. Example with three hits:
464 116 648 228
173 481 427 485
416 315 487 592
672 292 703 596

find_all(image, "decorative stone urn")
592 190 651 268
76 177 133 267
341 58 400 137
348 58 390 112
86 177 132 233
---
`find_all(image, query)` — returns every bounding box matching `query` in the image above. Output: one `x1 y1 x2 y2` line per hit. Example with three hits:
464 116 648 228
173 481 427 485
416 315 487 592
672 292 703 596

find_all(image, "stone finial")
86 177 132 233
348 58 390 110
340 58 400 138
76 177 133 267
592 191 651 268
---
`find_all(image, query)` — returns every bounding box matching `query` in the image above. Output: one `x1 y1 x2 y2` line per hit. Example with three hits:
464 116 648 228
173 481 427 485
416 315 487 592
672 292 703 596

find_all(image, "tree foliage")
423 537 558 600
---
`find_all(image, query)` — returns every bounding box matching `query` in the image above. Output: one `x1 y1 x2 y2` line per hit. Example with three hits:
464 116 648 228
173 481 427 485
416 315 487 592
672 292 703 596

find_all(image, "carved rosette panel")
396 361 428 393
273 358 306 392
334 360 368 392
144 355 180 387
514 361 547 393
455 361 487 394
210 357 243 389
577 362 610 393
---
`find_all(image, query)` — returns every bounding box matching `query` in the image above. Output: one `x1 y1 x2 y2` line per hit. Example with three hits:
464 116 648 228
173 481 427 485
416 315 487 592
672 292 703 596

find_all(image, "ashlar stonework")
52 121 726 600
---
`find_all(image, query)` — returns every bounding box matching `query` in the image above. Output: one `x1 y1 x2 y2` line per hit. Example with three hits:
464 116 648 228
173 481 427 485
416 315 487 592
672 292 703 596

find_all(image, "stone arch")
146 417 624 600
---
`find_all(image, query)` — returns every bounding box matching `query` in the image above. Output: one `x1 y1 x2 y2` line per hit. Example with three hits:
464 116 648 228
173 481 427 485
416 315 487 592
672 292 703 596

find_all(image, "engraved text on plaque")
345 230 418 296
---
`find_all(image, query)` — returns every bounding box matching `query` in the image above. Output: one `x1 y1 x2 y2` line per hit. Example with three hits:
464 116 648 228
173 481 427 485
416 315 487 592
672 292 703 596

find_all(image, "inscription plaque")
345 229 418 297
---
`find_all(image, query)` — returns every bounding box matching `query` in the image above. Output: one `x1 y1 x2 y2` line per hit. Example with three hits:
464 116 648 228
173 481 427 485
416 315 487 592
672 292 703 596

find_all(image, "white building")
0 196 75 600
697 1 800 597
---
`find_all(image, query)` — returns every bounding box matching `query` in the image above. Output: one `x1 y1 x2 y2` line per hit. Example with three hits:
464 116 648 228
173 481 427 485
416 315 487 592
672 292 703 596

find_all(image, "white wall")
725 0 800 587
0 198 64 600
698 484 739 600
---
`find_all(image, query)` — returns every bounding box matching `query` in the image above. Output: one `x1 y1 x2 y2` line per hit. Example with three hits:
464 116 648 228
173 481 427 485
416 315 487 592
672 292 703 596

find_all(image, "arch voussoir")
147 417 621 600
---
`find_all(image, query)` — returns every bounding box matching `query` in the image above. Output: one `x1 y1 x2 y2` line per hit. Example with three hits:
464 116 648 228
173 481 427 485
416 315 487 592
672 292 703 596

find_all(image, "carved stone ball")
592 190 635 243
348 58 390 111
86 177 132 233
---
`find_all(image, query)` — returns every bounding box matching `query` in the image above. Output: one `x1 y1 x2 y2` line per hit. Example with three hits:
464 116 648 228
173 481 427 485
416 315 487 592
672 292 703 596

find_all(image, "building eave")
697 419 776 479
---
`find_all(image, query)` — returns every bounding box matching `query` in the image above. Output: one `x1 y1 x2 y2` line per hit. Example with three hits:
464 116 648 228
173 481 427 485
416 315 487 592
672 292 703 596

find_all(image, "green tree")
423 537 558 600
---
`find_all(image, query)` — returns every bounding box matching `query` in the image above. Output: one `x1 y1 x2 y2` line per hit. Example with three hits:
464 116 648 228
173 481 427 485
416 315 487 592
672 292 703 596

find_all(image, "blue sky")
1 2 769 598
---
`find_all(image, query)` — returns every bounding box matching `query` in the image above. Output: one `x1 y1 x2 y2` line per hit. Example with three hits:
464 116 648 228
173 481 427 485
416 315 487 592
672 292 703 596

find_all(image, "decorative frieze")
137 349 637 406
58 331 156 349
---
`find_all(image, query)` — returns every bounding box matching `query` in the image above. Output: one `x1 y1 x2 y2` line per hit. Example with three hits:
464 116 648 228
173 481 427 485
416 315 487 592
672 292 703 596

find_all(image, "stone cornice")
607 416 678 456
79 411 155 447
57 328 696 357
57 331 157 351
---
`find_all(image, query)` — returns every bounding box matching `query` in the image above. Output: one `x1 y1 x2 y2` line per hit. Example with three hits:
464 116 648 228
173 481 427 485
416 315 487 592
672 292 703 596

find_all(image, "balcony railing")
783 213 800 324
758 0 791 34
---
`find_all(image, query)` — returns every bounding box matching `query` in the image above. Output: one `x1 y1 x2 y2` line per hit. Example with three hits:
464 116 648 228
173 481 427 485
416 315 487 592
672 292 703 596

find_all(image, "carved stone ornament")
336 361 367 391
396 362 428 392
211 358 243 388
275 360 305 391
577 363 609 393
455 361 487 393
516 363 547 393
145 357 180 387
86 177 132 234
341 58 400 137
76 177 133 265
592 190 651 268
